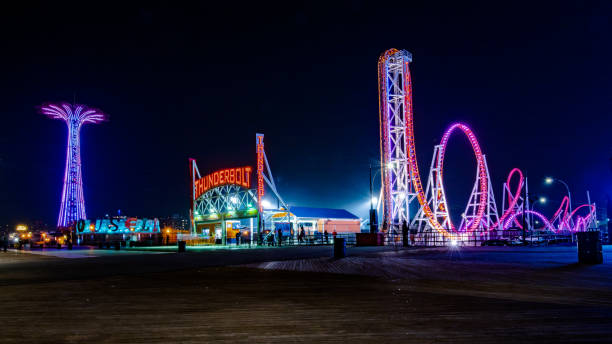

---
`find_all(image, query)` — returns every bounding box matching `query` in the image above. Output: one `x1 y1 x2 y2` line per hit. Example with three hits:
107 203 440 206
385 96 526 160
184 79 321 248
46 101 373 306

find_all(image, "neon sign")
256 134 265 212
194 166 252 200
77 218 160 233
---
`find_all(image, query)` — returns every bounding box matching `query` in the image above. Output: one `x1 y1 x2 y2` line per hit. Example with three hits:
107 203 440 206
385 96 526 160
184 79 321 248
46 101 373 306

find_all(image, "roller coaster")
377 48 596 245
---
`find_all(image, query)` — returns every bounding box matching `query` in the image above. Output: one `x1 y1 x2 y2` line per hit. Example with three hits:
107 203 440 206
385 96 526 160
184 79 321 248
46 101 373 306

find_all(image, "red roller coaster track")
379 49 488 239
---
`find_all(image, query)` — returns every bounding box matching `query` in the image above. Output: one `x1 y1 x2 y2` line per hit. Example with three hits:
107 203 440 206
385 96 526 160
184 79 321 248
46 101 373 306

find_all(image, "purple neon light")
41 103 106 227
565 204 596 232
503 209 555 231
503 205 595 233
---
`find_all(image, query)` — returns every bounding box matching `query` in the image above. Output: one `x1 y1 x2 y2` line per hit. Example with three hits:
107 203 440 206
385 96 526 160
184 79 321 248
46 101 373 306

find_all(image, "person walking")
235 231 241 246
324 230 329 244
269 232 274 246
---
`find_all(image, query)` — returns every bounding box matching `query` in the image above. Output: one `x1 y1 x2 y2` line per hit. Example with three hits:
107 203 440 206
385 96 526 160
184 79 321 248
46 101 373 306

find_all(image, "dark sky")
1 1 611 226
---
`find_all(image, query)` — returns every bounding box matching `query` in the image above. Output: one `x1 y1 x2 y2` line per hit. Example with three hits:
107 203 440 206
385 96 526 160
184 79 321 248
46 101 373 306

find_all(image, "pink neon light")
379 49 595 239
566 204 596 232
437 123 488 232
550 196 570 231
503 209 555 231
377 50 488 239
490 168 524 230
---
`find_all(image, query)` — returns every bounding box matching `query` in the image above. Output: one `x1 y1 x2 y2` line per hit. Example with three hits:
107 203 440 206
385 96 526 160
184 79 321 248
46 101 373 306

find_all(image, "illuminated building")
271 207 360 235
160 214 190 232
190 133 288 245
41 103 106 227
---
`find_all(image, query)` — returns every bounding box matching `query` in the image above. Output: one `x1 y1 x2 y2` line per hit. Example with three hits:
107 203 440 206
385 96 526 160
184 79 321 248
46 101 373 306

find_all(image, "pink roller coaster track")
498 171 596 233
379 49 488 239
437 123 488 232
379 49 595 238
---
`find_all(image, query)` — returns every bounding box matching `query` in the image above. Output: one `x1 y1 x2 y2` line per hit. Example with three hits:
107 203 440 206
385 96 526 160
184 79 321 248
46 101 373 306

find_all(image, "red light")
256 134 265 212
194 167 252 200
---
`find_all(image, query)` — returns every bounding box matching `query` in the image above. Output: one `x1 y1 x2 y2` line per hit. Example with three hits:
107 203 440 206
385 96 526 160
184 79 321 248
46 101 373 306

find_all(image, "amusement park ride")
190 133 290 244
377 48 597 246
41 103 106 228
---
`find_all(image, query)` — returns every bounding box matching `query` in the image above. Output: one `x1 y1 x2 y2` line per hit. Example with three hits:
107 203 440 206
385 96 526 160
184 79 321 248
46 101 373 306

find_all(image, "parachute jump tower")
41 103 106 227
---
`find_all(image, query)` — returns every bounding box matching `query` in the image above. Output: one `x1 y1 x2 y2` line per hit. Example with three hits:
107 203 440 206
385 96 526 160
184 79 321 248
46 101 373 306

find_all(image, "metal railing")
260 232 357 247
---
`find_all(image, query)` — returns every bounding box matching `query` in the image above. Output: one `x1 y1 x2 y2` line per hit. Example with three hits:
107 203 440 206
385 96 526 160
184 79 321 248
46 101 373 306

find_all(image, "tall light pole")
369 163 384 233
530 196 547 245
369 164 373 210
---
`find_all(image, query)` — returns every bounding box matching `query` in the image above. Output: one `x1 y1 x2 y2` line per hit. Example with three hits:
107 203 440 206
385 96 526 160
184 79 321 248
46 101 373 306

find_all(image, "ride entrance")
191 166 258 245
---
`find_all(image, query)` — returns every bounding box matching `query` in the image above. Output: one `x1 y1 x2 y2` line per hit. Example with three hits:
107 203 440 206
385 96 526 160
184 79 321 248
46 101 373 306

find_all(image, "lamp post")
529 196 546 229
369 164 373 210
530 195 547 243
369 164 383 233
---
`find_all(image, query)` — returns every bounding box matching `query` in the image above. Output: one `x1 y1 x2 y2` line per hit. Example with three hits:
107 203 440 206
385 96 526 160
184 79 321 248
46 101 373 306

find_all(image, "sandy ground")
0 246 611 343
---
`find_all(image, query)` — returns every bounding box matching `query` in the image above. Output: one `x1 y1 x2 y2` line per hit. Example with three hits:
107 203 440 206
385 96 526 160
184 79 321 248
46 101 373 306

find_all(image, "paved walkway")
1 245 611 343
9 246 169 258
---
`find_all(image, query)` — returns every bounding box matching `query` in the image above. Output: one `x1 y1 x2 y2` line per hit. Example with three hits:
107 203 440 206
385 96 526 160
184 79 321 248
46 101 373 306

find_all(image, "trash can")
577 231 603 264
178 241 186 253
334 238 346 259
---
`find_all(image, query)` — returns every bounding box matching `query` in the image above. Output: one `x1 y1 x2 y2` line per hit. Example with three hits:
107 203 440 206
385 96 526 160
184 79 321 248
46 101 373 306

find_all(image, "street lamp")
529 195 546 229
369 162 388 233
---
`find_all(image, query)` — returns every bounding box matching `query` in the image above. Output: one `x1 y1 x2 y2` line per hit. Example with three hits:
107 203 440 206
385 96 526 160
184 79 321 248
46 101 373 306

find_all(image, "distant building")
160 214 189 232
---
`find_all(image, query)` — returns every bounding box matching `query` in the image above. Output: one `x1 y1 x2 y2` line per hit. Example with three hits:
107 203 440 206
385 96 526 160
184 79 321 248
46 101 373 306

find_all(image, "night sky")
1 1 611 226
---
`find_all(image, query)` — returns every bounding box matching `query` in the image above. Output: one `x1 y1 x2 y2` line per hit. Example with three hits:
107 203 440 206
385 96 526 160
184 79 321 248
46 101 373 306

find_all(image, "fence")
261 232 357 247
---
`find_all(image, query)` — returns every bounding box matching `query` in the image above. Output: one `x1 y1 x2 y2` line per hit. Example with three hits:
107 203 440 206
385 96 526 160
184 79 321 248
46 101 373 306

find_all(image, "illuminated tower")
41 103 106 227
378 49 417 227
